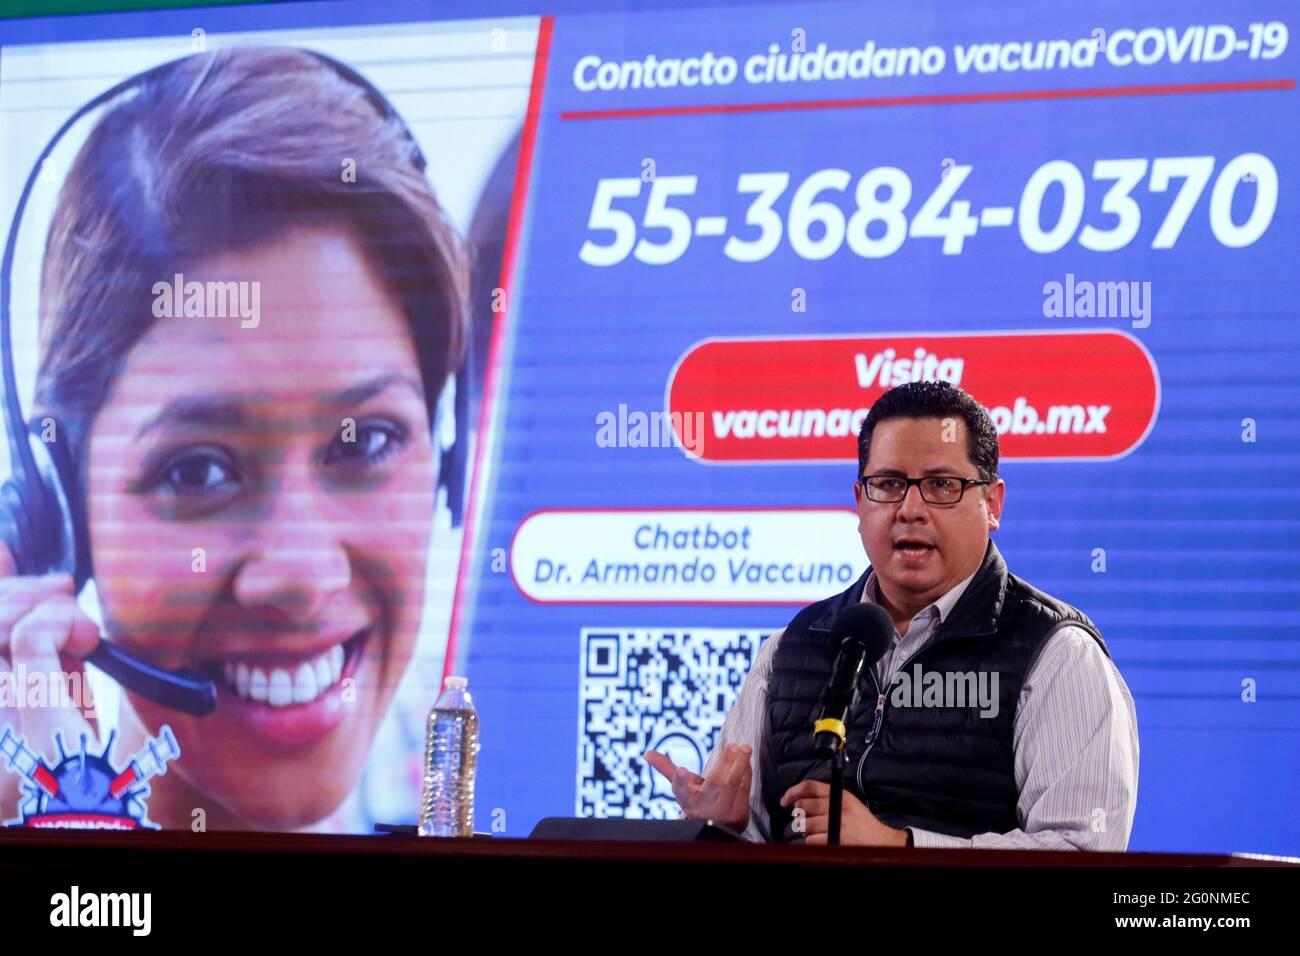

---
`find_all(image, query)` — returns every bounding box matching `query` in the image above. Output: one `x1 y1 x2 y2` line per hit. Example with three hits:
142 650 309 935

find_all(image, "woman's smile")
201 625 373 751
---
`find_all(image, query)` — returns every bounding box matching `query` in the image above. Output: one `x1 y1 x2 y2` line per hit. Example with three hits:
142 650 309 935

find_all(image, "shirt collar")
859 564 981 627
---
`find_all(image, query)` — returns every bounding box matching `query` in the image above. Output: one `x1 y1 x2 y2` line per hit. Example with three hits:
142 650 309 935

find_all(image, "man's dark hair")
857 381 999 482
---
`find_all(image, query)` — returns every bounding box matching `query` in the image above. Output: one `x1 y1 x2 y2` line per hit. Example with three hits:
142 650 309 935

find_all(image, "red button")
666 330 1159 462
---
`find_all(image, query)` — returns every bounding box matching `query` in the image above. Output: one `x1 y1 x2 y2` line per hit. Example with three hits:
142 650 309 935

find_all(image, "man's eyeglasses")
859 474 993 505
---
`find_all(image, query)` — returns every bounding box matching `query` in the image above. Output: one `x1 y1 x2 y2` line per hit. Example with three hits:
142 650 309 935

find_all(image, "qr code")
577 628 765 820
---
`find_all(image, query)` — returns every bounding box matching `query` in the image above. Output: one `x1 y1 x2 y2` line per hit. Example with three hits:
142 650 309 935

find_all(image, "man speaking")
646 381 1138 849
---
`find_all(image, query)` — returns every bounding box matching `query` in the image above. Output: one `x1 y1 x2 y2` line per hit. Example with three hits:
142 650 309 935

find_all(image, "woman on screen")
0 46 467 830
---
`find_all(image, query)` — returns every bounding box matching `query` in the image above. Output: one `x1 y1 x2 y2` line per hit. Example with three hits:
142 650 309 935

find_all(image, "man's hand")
780 780 909 847
644 742 752 832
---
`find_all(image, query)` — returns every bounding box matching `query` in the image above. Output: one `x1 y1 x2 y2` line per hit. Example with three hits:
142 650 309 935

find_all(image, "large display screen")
0 0 1295 854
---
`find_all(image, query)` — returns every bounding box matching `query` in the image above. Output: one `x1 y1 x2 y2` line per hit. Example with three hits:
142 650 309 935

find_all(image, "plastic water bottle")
418 676 480 837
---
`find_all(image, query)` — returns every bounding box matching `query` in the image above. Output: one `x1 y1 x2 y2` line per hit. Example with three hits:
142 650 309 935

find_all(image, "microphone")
86 639 217 717
813 603 895 757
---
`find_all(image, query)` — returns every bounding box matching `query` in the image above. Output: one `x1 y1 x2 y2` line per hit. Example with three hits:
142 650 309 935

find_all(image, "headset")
0 49 471 717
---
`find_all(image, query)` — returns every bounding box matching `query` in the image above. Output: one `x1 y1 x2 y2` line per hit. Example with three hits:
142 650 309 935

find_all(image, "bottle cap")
444 676 468 690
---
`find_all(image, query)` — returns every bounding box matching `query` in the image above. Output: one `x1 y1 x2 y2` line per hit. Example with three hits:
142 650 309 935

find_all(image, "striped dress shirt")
701 567 1140 849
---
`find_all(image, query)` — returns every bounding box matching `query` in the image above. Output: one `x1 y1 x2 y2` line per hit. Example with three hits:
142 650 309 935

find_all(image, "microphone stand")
828 746 846 845
814 604 894 847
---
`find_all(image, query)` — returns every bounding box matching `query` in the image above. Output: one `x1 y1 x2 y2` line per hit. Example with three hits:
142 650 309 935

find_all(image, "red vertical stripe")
443 16 554 679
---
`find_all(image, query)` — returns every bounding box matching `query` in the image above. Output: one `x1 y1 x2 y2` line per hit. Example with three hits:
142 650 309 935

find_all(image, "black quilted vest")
763 540 1107 841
